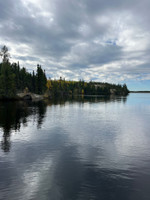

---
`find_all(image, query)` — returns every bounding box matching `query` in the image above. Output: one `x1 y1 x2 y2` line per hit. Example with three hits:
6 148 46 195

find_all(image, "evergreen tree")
0 62 16 98
0 46 16 98
36 64 47 94
0 45 10 63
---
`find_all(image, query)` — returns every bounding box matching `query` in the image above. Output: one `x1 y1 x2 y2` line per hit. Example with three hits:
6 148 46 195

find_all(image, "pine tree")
36 64 47 94
0 62 16 98
0 46 16 98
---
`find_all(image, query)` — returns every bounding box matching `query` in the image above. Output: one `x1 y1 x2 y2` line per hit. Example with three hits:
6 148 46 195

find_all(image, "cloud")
0 0 150 89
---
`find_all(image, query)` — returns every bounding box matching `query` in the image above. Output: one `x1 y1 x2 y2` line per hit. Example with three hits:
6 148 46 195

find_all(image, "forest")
0 45 129 99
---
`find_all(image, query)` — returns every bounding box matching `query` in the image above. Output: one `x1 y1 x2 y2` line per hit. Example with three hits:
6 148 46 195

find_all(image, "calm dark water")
0 94 150 200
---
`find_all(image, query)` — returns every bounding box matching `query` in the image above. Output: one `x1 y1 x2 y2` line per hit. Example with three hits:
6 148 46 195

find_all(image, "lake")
0 94 150 200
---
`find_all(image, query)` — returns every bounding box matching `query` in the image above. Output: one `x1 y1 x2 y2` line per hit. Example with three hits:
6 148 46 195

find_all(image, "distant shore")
129 91 150 93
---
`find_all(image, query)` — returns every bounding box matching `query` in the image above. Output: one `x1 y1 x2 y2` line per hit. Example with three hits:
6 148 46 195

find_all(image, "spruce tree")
0 46 16 98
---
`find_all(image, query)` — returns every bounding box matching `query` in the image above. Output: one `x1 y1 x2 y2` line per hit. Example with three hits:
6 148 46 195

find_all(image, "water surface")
0 94 150 200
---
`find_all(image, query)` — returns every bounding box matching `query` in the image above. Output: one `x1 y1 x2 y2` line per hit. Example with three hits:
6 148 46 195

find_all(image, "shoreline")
0 93 129 101
129 91 150 93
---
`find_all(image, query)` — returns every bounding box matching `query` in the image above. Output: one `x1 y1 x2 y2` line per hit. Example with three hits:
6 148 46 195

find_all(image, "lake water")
0 94 150 200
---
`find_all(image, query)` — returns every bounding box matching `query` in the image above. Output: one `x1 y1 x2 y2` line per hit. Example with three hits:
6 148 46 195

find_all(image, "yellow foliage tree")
46 80 52 90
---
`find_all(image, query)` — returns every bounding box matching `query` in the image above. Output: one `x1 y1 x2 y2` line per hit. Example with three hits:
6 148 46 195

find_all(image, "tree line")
0 45 129 99
46 79 129 97
0 46 47 98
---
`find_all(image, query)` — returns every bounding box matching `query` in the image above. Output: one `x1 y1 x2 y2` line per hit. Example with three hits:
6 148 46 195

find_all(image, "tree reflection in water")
0 101 47 152
0 95 127 152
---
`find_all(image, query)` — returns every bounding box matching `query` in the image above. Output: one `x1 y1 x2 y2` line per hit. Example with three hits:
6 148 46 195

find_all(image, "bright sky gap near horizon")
0 0 150 91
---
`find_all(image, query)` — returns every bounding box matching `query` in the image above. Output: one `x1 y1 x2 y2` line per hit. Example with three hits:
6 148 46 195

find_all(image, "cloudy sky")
0 0 150 90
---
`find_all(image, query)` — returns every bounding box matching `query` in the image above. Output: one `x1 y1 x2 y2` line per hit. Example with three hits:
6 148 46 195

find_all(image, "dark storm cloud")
0 0 150 86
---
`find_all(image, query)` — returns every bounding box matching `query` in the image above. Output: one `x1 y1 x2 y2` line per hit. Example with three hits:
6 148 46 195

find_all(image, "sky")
0 0 150 91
